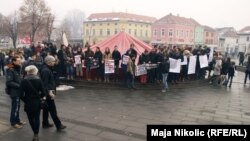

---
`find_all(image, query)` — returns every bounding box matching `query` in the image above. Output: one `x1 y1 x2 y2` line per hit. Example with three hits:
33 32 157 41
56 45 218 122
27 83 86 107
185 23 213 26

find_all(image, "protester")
112 45 121 82
103 47 112 83
74 47 84 79
20 65 47 141
127 55 136 90
5 56 26 128
40 55 66 131
0 49 5 76
57 45 67 77
138 50 149 84
238 52 245 66
94 47 103 81
227 62 235 88
159 55 170 92
65 47 74 80
85 46 94 81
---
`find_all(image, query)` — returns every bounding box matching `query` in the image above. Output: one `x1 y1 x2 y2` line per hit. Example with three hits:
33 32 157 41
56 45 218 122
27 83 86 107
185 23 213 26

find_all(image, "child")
227 61 235 88
159 56 170 92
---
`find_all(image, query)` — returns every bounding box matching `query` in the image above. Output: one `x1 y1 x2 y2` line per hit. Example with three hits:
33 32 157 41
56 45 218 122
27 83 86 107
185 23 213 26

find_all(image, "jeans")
27 110 40 134
244 71 250 84
228 75 234 87
162 73 169 90
43 99 62 129
127 72 135 89
10 97 20 125
66 64 74 76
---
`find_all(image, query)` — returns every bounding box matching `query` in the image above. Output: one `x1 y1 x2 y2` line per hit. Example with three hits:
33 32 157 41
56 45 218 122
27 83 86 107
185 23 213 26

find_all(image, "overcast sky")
0 0 249 30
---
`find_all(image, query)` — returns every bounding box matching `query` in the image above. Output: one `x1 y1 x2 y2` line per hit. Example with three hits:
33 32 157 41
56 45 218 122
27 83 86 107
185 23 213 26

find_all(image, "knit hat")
25 65 38 75
45 55 55 64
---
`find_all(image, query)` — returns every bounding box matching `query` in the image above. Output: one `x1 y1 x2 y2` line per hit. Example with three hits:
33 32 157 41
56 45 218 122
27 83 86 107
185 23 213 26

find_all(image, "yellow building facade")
83 12 156 45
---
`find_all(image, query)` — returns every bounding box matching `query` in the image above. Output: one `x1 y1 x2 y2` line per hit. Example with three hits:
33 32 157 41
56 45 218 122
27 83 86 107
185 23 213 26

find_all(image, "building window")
145 30 148 37
211 33 214 37
181 30 183 37
206 32 209 37
154 29 157 36
146 25 148 28
176 30 179 37
134 29 137 36
141 24 143 27
86 29 89 36
107 23 110 26
92 29 95 36
236 39 239 43
100 23 102 26
140 30 143 37
114 29 118 34
169 29 173 36
129 29 131 34
161 29 165 37
187 31 189 37
129 24 131 26
86 24 88 27
135 24 137 27
100 29 103 36
115 23 117 25
107 29 110 36
247 37 250 41
92 24 95 26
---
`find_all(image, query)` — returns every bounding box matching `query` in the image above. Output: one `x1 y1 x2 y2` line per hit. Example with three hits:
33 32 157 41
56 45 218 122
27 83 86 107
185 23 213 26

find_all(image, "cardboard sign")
169 58 181 73
181 56 188 65
74 55 81 65
105 60 115 74
135 64 147 76
188 55 197 74
199 55 209 68
122 55 129 65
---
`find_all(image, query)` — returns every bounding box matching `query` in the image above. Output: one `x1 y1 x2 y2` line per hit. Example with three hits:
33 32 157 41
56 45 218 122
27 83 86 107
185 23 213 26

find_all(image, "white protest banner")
62 32 69 47
74 55 81 65
188 55 197 74
169 58 181 73
122 55 129 65
208 47 214 62
135 64 147 76
199 55 208 68
181 56 188 65
105 60 115 74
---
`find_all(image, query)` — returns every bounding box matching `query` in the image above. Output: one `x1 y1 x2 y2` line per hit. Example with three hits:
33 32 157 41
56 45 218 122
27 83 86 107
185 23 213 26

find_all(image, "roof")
87 12 157 23
239 26 250 34
155 13 200 26
203 25 216 32
223 31 238 37
86 31 153 61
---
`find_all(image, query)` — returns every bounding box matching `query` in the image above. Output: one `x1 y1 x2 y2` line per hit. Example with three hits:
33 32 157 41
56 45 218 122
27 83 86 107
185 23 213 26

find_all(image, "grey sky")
0 0 249 30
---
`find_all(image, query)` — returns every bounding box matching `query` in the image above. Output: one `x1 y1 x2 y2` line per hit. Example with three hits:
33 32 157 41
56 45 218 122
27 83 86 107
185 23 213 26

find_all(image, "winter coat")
6 64 22 98
112 50 121 66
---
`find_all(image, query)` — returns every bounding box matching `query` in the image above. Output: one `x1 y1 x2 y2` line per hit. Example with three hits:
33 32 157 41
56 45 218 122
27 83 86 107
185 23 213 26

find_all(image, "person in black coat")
159 55 170 92
20 65 47 141
57 45 67 77
147 48 158 83
112 45 121 82
94 47 103 81
0 49 5 76
5 56 25 129
126 43 137 59
244 56 250 85
227 62 235 88
40 55 66 131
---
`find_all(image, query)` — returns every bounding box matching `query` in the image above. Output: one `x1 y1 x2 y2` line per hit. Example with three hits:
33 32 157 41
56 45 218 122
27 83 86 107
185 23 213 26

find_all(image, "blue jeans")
162 73 169 90
66 64 74 76
10 97 21 125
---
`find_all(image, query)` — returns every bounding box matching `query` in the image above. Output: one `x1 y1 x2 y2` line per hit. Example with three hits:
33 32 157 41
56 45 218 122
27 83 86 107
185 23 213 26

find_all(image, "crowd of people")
1 41 250 141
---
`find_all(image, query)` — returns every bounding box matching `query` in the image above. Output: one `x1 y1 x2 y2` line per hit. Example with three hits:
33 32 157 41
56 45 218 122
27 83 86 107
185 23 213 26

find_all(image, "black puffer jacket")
40 64 56 93
6 64 22 98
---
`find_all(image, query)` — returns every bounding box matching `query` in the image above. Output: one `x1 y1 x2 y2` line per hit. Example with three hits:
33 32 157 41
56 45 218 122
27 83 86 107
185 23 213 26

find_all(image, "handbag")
25 79 48 109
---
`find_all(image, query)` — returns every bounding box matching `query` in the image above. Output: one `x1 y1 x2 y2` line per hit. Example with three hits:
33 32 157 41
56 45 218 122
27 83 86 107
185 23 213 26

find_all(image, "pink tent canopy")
86 31 153 56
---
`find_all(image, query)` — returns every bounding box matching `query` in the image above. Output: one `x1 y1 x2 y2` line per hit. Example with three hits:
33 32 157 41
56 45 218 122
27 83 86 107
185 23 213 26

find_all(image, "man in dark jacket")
40 55 66 131
6 56 26 128
244 56 250 85
159 56 170 92
238 52 245 66
126 43 137 59
148 48 158 83
112 45 121 82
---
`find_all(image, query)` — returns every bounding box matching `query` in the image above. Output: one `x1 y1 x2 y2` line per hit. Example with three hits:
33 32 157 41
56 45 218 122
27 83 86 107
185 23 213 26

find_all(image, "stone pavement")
0 72 250 141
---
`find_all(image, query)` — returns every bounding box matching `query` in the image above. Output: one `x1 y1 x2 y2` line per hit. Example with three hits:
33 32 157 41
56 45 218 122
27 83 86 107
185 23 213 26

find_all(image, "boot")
32 134 39 141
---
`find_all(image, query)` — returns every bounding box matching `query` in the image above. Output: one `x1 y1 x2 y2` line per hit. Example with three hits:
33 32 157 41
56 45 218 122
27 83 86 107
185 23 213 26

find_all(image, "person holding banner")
112 46 121 82
94 47 103 81
127 55 136 90
138 50 149 84
74 47 84 79
103 47 112 83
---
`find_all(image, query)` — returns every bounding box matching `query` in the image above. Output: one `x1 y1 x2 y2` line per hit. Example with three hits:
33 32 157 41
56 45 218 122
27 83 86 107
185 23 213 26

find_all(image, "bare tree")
19 0 51 43
2 13 19 48
63 9 85 39
45 13 55 42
